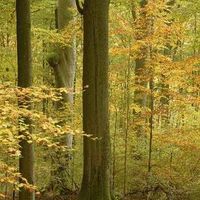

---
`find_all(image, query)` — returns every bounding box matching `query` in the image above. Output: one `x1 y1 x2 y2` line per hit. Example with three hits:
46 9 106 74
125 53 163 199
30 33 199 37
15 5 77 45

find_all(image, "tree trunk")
55 0 76 149
56 0 76 101
134 0 148 137
79 1 111 200
48 0 76 106
123 49 131 197
160 0 175 128
47 0 76 194
16 0 34 200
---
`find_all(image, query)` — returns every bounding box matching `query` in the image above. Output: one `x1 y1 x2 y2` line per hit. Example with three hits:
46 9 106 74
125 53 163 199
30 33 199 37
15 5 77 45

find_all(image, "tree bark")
47 0 76 194
160 0 175 127
79 1 111 200
134 0 149 137
55 0 76 103
55 0 76 146
16 0 34 200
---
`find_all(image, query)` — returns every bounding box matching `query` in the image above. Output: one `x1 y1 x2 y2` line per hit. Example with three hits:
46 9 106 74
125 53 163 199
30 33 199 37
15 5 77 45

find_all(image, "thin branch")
75 0 84 15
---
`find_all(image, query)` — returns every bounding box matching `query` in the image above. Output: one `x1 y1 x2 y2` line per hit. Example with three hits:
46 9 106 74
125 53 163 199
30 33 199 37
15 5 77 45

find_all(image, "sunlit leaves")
0 84 76 194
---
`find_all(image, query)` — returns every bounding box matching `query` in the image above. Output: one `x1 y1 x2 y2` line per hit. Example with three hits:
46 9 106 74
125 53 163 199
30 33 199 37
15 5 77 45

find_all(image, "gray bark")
56 0 76 157
56 0 76 104
48 0 76 150
47 0 76 194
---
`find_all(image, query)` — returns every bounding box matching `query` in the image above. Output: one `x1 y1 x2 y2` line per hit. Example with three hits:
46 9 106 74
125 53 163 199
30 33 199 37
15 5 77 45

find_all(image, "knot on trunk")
47 52 60 68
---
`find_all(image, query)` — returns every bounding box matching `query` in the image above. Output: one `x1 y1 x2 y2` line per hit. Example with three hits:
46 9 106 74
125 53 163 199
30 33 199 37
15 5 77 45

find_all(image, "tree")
47 0 76 194
48 0 76 117
54 0 76 99
78 0 111 200
16 0 34 200
160 0 175 128
134 0 149 137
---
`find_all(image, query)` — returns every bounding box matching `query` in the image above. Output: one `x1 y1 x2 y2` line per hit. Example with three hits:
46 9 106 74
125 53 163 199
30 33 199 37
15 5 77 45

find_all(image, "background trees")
0 0 200 200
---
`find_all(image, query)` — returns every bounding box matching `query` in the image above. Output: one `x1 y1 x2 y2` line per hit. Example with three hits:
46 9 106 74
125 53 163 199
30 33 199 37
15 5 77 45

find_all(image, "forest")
0 0 200 200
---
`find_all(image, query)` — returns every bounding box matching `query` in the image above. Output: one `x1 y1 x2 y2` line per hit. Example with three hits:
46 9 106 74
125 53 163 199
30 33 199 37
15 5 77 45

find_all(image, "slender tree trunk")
134 0 148 137
112 109 118 193
147 79 154 173
123 47 131 197
16 0 34 200
79 1 111 200
160 0 175 128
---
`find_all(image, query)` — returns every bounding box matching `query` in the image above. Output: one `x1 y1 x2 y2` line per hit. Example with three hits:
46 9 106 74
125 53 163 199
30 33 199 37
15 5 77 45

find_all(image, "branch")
75 0 84 15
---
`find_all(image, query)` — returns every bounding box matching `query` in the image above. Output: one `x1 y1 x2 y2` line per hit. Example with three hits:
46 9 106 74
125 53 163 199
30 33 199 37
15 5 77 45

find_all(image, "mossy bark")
47 0 76 194
55 0 76 103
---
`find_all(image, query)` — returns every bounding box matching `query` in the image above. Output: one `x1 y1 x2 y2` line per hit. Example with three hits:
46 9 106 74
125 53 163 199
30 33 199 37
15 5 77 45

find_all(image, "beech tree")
54 0 76 99
48 0 76 126
47 0 76 194
16 0 34 200
77 0 111 200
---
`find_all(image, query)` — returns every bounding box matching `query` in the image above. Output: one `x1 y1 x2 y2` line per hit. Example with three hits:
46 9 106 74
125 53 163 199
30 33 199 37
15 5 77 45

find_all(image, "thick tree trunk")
79 1 111 200
16 0 34 200
47 0 76 194
55 0 76 104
